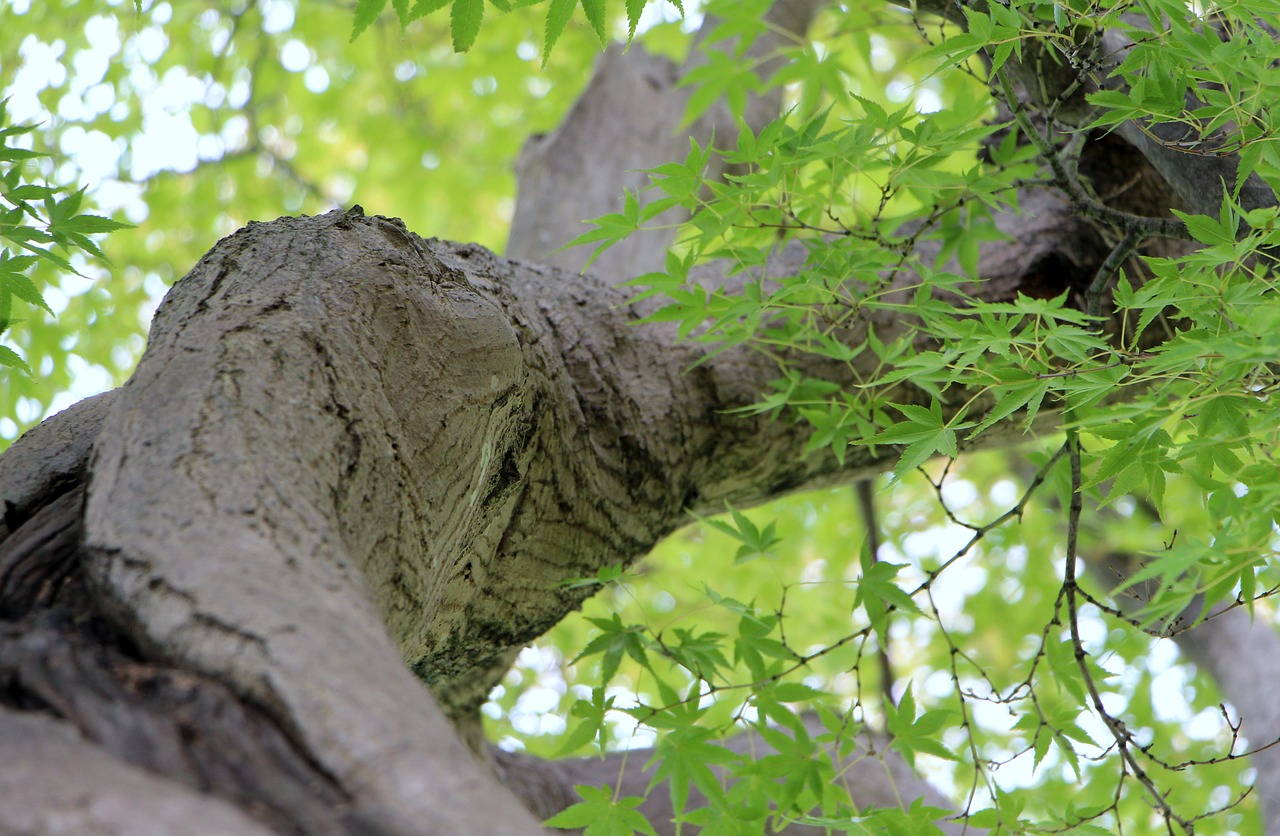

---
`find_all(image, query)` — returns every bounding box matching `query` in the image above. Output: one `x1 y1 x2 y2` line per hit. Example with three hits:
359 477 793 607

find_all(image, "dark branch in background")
1063 427 1196 833
855 478 895 709
991 69 1190 242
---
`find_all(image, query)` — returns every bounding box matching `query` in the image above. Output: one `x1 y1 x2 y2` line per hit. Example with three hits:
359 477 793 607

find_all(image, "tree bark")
0 183 1102 832
3 1 1279 833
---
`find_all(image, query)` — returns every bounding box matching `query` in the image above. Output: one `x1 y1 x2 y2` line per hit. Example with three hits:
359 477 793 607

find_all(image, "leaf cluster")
0 99 131 377
541 0 1280 829
351 0 679 64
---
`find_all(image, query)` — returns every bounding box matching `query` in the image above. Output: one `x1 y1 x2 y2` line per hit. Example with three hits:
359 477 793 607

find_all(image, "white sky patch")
915 86 943 114
869 34 896 72
305 65 327 91
280 38 310 72
626 0 703 37
131 24 168 65
988 478 1019 506
260 0 296 35
131 113 199 178
940 477 978 512
9 36 67 123
57 127 122 182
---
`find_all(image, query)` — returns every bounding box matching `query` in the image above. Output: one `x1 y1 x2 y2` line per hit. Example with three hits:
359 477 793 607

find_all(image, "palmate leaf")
647 726 734 817
571 612 649 684
885 686 958 769
694 504 782 563
556 687 613 756
544 785 658 836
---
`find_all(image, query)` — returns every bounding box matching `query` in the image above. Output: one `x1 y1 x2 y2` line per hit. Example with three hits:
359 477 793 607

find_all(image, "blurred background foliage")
0 0 1260 830
0 0 604 436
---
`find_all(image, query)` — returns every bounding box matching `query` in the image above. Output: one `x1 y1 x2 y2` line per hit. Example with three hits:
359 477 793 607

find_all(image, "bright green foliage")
498 0 1280 831
0 100 132 377
7 0 1280 833
544 784 660 836
0 0 610 440
348 0 679 63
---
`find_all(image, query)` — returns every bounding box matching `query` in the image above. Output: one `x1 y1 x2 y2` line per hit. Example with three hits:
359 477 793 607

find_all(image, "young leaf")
350 0 388 40
625 0 645 42
542 0 578 66
451 0 485 52
544 786 658 835
580 0 606 46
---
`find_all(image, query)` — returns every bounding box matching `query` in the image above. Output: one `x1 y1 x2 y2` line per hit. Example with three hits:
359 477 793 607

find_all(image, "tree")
3 0 1280 833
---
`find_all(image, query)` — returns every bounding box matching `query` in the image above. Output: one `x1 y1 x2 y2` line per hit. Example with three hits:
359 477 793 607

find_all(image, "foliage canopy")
5 0 1280 832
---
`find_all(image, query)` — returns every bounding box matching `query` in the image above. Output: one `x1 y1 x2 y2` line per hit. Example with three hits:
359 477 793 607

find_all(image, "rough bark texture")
0 206 998 833
3 0 1280 833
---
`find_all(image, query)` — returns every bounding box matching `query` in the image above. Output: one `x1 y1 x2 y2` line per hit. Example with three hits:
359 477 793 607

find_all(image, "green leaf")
0 271 51 315
350 0 389 39
47 214 134 236
572 612 649 684
451 0 485 51
695 504 782 563
0 343 30 375
769 682 824 703
409 0 450 18
0 146 44 163
647 727 735 817
2 184 56 202
580 0 606 46
1171 208 1236 246
545 785 659 836
625 0 645 42
556 687 614 756
886 686 958 769
542 0 578 66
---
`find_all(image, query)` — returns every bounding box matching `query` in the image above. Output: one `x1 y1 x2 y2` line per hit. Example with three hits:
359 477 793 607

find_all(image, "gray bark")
0 185 1100 833
2 0 1278 833
0 708 274 836
1175 610 1280 825
508 0 824 278
1095 549 1280 832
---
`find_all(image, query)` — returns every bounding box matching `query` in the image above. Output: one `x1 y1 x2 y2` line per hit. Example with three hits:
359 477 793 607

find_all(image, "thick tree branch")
506 0 823 278
0 707 276 835
0 187 1105 830
491 719 971 835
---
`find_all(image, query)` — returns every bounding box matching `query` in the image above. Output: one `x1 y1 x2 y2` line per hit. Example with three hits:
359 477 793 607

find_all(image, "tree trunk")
0 180 1096 832
3 1 1279 833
